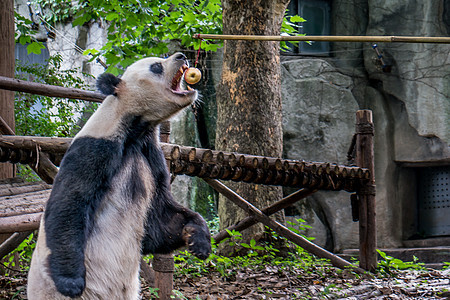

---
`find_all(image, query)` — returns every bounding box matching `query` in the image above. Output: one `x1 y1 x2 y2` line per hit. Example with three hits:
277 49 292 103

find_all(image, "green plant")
147 287 160 299
171 289 196 299
68 0 223 75
287 218 315 241
376 249 425 276
37 0 89 23
2 233 36 276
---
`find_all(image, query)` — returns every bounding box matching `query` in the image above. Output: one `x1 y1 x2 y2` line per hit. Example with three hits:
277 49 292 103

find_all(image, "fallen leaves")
1 263 449 299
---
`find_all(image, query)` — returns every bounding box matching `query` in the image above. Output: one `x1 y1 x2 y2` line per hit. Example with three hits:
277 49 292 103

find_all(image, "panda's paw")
183 224 211 260
54 275 85 298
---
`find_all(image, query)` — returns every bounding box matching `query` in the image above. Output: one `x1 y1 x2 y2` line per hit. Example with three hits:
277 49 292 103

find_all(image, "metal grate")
418 166 450 236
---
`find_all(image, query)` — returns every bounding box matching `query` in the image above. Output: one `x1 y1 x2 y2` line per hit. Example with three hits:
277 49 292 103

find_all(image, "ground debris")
169 267 450 300
1 267 449 299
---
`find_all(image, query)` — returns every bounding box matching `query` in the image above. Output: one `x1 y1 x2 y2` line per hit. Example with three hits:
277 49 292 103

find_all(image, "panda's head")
97 52 198 122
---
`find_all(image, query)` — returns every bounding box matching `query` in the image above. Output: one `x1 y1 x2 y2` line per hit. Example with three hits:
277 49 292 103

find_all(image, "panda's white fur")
27 53 211 299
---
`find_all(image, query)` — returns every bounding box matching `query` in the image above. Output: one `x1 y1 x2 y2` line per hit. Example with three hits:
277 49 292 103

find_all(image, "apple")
184 67 201 85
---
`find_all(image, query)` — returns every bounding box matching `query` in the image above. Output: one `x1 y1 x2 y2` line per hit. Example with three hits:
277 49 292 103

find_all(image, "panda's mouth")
170 65 195 96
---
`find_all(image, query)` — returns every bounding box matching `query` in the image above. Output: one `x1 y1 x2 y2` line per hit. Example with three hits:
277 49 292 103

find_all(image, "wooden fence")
0 76 376 299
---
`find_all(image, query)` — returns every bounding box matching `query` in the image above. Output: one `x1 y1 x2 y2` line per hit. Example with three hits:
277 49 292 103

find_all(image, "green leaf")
106 13 119 21
290 15 306 23
27 42 45 55
19 35 31 45
183 12 196 23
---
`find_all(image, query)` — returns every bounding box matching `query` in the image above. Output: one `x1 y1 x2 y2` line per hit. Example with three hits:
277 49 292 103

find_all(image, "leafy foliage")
32 0 303 74
14 54 97 180
14 12 46 55
15 54 96 137
173 218 335 281
36 0 88 23
376 249 425 276
2 234 36 276
35 0 222 75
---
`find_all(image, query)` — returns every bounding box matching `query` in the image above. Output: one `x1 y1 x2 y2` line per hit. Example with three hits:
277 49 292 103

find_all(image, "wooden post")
152 253 174 300
0 0 16 262
0 0 16 179
148 121 175 299
355 110 377 271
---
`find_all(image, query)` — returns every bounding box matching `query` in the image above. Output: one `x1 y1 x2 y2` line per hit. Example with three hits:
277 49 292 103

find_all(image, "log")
0 181 50 197
0 115 14 135
29 152 59 184
355 110 377 271
0 231 33 260
0 135 371 191
0 76 105 103
0 189 49 217
0 135 71 153
213 187 318 243
204 178 364 273
0 135 370 179
0 0 15 179
0 213 42 234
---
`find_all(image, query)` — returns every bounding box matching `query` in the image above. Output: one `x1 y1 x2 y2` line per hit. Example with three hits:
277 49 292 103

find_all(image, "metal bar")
193 34 450 44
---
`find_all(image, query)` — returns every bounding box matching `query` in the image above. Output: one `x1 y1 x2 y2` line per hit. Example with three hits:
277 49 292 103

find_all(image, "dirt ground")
3 265 449 299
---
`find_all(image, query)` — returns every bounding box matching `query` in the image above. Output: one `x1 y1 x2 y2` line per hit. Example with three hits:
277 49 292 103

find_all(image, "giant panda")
27 52 211 299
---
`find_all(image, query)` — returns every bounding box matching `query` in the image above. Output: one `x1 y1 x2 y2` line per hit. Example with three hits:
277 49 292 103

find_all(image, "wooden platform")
0 178 50 234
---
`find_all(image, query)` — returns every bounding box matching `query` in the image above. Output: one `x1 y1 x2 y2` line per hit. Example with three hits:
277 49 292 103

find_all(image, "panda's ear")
96 73 121 96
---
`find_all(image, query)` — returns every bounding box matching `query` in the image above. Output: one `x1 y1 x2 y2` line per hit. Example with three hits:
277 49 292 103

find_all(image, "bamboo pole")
204 178 364 274
193 34 450 44
355 110 377 271
0 76 104 103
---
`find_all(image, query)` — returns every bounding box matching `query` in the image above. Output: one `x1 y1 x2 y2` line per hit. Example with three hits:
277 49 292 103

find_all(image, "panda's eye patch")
150 62 163 75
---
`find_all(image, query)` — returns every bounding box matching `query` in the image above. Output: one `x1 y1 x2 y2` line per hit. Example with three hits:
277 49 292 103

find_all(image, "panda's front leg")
141 190 211 259
180 209 211 259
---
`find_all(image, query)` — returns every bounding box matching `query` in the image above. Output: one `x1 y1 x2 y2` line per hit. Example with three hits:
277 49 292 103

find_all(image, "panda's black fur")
96 72 121 96
27 53 211 299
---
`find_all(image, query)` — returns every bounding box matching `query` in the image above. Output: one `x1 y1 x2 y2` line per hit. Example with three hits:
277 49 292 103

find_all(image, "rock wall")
281 0 449 251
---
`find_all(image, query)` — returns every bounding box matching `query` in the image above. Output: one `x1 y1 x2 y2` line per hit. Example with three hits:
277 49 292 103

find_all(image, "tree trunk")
0 0 15 179
216 0 290 254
